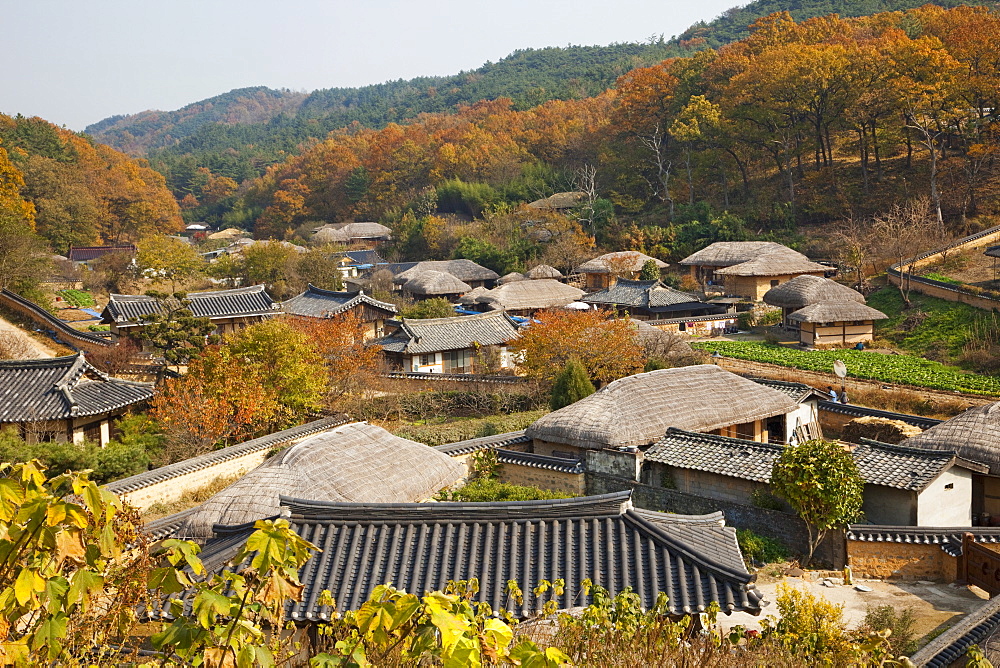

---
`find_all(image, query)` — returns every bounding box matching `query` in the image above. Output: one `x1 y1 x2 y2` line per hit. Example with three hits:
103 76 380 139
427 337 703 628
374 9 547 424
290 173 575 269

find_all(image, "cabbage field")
693 341 1000 397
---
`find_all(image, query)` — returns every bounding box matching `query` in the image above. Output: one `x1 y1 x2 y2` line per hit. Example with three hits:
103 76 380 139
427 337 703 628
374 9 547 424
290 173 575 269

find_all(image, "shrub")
442 478 573 502
750 487 785 511
860 604 917 657
550 358 595 409
736 529 790 565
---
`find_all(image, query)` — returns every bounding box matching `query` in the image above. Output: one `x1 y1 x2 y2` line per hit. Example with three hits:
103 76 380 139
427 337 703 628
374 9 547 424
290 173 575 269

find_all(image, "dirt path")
0 313 58 358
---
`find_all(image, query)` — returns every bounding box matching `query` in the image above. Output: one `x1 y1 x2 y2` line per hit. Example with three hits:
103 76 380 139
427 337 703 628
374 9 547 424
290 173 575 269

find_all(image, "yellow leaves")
13 568 45 606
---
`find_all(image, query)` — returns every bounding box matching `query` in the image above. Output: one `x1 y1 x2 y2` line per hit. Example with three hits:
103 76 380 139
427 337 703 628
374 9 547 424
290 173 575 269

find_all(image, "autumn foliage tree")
287 313 383 405
512 309 644 387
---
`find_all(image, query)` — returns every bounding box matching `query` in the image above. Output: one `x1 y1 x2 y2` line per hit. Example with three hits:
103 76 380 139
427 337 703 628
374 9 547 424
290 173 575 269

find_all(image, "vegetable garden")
694 341 1000 397
56 288 96 308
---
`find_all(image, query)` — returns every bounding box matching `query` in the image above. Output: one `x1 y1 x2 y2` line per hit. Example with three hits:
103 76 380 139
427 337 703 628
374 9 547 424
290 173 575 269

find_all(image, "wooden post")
958 532 974 585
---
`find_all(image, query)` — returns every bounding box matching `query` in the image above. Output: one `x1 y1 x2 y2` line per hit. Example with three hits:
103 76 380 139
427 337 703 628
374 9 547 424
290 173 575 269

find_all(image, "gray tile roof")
375 311 520 355
340 249 386 266
909 596 1000 667
583 279 704 310
846 525 1000 558
67 244 136 262
818 401 943 430
645 430 978 492
188 491 761 619
495 449 584 473
0 354 153 422
281 285 397 318
107 416 350 496
986 245 1000 259
432 430 531 456
748 377 826 403
103 285 280 325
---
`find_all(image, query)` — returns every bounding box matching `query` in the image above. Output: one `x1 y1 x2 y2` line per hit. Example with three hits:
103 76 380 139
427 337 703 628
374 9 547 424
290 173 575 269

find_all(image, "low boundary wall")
0 289 111 353
106 415 349 510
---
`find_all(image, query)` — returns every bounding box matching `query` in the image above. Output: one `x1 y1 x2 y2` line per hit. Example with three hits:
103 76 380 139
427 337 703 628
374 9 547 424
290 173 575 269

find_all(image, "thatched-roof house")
175 422 465 539
525 365 801 455
575 251 669 290
101 285 281 342
0 354 153 446
281 285 398 339
312 222 392 247
641 430 985 526
525 264 563 280
788 301 888 347
472 279 585 315
496 272 527 285
390 260 500 289
680 242 830 300
901 403 1000 522
401 270 472 300
191 491 762 618
582 279 722 320
375 310 520 373
764 275 865 327
526 191 587 211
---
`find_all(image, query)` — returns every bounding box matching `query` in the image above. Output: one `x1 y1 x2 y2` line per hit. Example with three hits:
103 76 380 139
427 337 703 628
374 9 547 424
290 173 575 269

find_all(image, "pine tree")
639 258 660 281
550 358 596 410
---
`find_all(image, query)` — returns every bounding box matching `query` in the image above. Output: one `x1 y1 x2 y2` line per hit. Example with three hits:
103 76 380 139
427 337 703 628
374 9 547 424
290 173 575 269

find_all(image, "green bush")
393 410 547 446
550 358 595 410
736 528 790 564
750 487 785 511
860 605 917 656
442 478 573 502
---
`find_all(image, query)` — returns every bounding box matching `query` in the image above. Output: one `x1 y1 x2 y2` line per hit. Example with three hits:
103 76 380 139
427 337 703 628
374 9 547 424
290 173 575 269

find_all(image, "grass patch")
919 271 963 285
694 340 1000 396
141 473 241 521
440 478 573 502
391 409 548 446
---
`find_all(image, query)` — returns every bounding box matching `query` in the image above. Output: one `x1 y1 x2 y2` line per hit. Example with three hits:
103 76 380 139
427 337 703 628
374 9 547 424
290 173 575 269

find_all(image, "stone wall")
586 471 845 567
499 463 586 495
120 450 271 511
847 541 958 581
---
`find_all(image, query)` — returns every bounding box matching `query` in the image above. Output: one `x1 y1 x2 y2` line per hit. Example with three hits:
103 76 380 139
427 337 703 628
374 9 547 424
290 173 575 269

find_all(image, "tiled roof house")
583 279 723 320
375 311 520 374
282 285 397 338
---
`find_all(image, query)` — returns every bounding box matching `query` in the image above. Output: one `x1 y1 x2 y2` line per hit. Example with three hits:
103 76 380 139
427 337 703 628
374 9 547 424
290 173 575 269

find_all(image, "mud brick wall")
847 541 958 581
499 463 586 495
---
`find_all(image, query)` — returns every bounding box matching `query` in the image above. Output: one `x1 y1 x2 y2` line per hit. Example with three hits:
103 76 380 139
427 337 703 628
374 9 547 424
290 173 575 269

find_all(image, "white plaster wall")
917 466 973 527
785 402 819 443
411 352 443 373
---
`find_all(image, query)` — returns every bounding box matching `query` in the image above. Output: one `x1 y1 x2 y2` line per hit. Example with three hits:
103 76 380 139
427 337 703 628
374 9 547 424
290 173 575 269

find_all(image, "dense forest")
202 4 1000 271
85 0 988 213
0 114 181 252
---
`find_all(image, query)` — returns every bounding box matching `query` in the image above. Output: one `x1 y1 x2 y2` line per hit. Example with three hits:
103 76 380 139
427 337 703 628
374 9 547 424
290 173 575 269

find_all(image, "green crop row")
56 289 96 308
693 341 1000 397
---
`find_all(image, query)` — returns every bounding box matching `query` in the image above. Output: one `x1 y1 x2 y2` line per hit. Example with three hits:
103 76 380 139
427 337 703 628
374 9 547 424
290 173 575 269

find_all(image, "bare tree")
0 331 37 361
871 199 939 306
639 123 674 220
833 214 879 292
572 163 599 233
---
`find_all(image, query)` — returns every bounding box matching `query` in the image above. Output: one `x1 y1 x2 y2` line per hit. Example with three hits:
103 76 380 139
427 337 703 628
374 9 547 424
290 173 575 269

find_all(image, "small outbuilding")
763 275 866 327
374 310 520 373
400 270 472 301
524 264 563 280
471 279 585 316
312 222 393 247
788 301 888 348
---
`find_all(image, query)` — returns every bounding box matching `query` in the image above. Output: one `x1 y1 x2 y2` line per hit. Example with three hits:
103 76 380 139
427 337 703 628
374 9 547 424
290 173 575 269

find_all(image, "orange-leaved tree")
511 309 643 387
287 312 383 404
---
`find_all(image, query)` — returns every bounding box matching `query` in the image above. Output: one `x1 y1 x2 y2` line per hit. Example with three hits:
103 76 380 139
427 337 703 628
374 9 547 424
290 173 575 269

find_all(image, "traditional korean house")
67 244 136 269
312 222 392 247
679 241 830 300
582 279 723 320
0 354 153 446
374 310 520 373
400 270 472 301
471 279 585 316
174 421 465 539
189 490 762 618
524 264 563 281
388 259 500 290
641 430 985 527
281 284 398 339
525 365 804 457
574 251 669 290
496 272 526 285
763 275 867 328
749 377 827 442
787 301 888 348
101 285 281 343
901 402 1000 525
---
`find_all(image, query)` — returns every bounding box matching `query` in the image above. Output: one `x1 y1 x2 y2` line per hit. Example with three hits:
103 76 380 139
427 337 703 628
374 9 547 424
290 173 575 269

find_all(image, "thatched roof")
312 222 392 244
525 365 798 450
526 191 586 210
679 241 786 267
393 260 500 284
525 264 563 279
714 246 829 278
575 251 669 274
496 272 527 285
402 270 472 296
457 286 491 305
788 301 888 323
207 228 248 241
175 422 465 538
902 403 1000 475
475 279 585 311
763 275 865 309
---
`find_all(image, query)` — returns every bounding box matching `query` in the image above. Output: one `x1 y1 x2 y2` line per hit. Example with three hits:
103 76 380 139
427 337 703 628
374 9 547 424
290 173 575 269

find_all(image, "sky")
6 0 737 132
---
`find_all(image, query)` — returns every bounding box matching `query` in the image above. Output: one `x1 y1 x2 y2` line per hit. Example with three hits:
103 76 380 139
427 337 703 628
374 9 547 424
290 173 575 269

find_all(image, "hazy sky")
7 0 737 131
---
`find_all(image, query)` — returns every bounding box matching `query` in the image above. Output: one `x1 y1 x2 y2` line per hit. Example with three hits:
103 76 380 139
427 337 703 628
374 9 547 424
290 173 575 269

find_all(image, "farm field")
694 341 1000 397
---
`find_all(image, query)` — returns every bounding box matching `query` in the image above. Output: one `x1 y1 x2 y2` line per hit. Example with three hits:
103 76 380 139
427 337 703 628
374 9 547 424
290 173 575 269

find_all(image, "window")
419 354 435 367
770 279 780 287
442 349 472 373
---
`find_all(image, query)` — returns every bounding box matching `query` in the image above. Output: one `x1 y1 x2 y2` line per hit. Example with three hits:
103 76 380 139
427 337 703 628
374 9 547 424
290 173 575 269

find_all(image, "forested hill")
85 0 987 199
